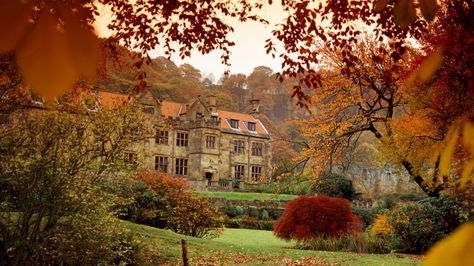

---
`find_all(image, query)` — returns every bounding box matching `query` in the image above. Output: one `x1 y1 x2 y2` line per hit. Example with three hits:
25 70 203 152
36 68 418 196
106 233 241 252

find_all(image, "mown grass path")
124 221 421 266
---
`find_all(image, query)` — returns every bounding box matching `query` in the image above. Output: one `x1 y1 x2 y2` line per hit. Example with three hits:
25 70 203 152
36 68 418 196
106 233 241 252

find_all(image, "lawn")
198 191 297 201
124 221 421 266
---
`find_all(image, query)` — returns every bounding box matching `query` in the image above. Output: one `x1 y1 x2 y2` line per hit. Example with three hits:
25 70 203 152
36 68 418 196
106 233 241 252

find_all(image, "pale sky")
94 3 286 81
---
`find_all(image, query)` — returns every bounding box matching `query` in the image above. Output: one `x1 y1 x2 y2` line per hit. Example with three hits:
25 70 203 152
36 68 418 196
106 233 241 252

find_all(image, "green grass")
123 221 421 266
198 191 297 201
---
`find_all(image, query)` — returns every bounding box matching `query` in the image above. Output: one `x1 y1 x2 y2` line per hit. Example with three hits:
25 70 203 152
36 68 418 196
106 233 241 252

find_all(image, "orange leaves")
407 47 443 84
0 0 33 53
17 11 77 101
419 0 438 22
394 0 417 29
0 2 100 101
374 0 439 28
374 0 392 12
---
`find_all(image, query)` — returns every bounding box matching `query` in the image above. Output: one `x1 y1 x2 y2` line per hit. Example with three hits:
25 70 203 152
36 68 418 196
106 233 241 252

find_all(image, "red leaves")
274 195 361 241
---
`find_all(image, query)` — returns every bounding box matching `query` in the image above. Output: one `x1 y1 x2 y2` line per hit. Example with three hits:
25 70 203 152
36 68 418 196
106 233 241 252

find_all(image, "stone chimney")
207 95 217 112
250 99 260 118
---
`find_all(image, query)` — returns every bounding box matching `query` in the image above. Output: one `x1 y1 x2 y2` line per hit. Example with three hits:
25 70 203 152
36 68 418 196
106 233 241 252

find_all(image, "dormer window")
229 119 239 129
247 122 256 131
196 112 203 120
211 115 218 123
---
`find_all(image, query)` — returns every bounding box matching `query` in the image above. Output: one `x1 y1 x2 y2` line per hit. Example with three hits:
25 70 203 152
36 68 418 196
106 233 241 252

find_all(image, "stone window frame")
176 132 189 147
206 135 217 149
155 155 168 173
247 121 256 131
175 158 188 176
195 112 203 120
251 165 263 181
234 164 245 179
233 139 245 154
251 142 263 156
229 119 239 129
155 129 169 145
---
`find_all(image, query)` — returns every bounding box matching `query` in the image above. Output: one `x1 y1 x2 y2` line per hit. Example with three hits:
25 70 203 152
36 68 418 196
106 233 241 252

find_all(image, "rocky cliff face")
340 165 421 198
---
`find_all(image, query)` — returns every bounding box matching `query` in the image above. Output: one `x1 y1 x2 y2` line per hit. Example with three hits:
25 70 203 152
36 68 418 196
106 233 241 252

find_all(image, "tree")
313 172 357 201
219 73 248 111
0 100 151 264
296 39 437 193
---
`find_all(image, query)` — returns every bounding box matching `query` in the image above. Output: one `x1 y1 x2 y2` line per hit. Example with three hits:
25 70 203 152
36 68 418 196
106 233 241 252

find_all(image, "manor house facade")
99 91 272 189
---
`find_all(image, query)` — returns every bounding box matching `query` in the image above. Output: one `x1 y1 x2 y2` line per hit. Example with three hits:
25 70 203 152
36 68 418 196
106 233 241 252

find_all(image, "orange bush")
274 195 361 241
369 213 393 238
126 171 224 238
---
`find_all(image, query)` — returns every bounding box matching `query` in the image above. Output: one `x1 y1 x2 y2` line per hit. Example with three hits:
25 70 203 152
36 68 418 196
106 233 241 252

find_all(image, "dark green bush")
223 205 244 218
240 215 274 230
312 172 356 201
351 205 374 229
388 195 470 254
248 206 260 217
261 209 270 221
267 207 284 220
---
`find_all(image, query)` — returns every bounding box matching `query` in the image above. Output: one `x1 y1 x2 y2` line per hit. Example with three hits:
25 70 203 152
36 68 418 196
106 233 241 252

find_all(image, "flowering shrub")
274 195 361 241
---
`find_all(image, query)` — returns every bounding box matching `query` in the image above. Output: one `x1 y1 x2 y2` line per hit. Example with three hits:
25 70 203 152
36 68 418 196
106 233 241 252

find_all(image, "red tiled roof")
96 91 269 136
98 91 130 107
160 101 183 117
218 110 268 135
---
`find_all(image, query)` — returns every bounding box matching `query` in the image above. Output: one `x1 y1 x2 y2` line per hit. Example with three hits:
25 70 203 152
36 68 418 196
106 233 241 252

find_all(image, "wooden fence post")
181 239 189 266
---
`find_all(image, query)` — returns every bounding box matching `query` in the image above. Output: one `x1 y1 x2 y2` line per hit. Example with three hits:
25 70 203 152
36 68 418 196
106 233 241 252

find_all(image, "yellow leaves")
0 0 33 53
0 4 101 101
407 48 443 84
369 214 393 237
419 0 438 22
436 119 474 187
423 223 474 266
438 120 461 180
461 122 474 186
394 0 416 29
417 48 443 82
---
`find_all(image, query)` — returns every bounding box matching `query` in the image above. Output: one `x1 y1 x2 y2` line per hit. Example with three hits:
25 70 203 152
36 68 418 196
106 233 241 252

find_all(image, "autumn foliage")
126 171 224 238
274 195 361 241
369 213 393 238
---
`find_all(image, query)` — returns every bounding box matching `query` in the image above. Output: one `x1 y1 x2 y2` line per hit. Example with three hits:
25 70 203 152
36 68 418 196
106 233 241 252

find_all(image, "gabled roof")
217 110 268 135
95 91 269 137
160 101 184 117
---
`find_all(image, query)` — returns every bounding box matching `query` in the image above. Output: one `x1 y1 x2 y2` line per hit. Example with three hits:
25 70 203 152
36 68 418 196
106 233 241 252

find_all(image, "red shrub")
274 195 361 241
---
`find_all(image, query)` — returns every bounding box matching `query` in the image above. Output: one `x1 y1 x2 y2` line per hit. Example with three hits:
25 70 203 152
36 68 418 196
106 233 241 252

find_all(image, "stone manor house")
99 90 272 190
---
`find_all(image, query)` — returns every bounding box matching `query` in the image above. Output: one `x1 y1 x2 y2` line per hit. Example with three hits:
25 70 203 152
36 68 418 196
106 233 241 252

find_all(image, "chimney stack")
250 99 260 118
207 95 217 112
